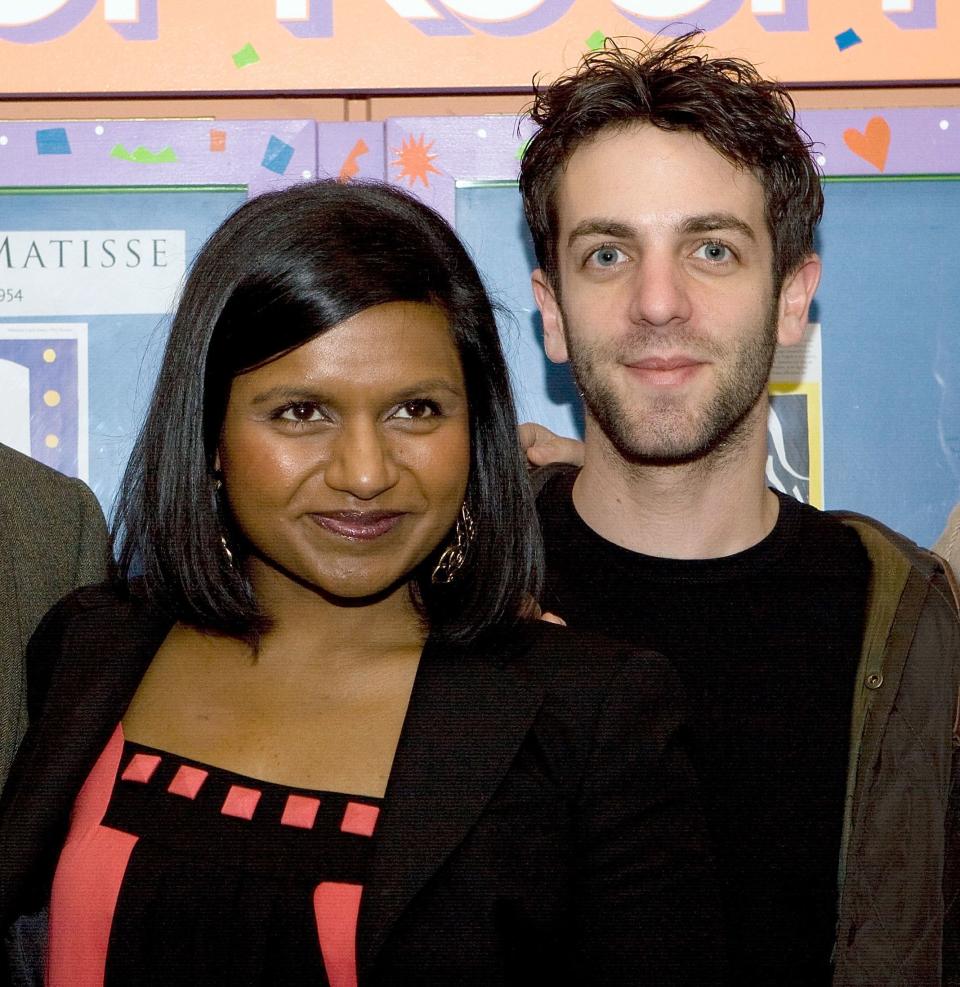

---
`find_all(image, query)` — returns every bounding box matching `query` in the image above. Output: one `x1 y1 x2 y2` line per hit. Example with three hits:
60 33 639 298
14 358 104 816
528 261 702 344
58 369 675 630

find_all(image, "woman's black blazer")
0 584 722 985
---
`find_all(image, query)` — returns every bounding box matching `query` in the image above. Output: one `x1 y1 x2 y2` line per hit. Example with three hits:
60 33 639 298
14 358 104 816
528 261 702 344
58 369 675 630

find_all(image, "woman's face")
218 301 471 603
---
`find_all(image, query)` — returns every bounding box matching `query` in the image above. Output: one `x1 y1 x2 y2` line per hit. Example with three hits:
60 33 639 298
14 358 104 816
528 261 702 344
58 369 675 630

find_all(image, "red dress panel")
48 725 381 986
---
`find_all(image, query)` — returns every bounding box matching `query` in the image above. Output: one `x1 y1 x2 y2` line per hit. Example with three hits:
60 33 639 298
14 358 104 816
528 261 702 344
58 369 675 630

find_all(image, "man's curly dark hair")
518 32 823 294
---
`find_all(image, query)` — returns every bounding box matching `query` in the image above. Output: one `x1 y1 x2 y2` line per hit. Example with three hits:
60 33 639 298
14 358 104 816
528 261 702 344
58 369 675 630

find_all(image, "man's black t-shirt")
536 467 871 986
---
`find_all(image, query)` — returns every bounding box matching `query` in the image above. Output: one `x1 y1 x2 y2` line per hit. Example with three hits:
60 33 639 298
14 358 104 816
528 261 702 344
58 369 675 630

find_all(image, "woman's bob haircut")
113 179 542 645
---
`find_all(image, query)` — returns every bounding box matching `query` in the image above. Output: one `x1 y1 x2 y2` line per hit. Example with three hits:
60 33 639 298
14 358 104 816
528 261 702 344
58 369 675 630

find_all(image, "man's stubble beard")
561 299 779 468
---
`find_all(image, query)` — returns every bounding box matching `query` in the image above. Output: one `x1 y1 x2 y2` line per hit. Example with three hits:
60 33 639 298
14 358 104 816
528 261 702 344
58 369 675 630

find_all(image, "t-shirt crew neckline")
550 469 804 583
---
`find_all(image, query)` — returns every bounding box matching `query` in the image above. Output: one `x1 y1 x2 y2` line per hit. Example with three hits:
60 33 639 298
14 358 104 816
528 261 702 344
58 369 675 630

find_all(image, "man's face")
533 124 813 465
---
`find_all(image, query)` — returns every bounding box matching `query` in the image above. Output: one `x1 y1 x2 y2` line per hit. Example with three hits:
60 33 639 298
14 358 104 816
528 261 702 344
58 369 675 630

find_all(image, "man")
518 34 960 985
0 442 109 790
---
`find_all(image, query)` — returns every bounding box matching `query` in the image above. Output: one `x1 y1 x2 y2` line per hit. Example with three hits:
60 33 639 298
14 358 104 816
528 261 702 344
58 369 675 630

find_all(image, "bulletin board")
0 119 383 517
5 109 957 548
384 109 960 548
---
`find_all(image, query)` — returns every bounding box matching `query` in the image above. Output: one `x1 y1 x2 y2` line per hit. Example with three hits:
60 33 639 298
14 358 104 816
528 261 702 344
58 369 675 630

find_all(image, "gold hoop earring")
212 471 234 569
220 535 235 568
431 503 475 585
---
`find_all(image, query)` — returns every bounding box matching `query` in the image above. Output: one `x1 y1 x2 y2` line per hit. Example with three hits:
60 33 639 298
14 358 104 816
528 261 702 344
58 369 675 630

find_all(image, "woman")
0 180 721 985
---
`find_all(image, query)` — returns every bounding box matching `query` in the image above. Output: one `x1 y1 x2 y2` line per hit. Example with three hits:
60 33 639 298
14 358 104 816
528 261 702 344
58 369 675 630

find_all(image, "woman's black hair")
113 179 542 645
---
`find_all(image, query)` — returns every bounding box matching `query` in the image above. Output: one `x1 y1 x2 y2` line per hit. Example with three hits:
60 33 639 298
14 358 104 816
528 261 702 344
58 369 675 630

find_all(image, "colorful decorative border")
0 119 319 194
383 107 960 222
9 107 951 206
316 122 385 183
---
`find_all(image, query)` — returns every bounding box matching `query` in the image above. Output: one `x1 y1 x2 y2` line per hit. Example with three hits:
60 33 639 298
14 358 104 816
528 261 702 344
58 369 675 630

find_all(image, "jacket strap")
834 519 912 912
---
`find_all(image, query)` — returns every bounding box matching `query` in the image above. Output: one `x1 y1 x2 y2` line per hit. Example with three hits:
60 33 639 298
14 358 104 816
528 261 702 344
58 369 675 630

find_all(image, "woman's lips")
310 511 404 541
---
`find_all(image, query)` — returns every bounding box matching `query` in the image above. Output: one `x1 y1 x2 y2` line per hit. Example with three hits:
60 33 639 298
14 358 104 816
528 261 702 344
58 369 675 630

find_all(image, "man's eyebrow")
679 213 758 242
566 219 636 247
566 214 759 248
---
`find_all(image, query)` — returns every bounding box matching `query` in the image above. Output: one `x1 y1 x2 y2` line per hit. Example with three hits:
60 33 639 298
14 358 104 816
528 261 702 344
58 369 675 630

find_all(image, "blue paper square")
35 127 71 155
835 28 862 52
261 135 295 175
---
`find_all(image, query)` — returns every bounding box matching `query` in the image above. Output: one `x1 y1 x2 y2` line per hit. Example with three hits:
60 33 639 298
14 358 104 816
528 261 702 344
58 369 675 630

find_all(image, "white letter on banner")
435 0 550 16
751 0 807 31
276 0 333 37
440 0 571 34
0 0 96 42
381 0 570 36
882 0 936 29
104 0 157 39
611 0 744 34
276 0 472 37
0 0 69 25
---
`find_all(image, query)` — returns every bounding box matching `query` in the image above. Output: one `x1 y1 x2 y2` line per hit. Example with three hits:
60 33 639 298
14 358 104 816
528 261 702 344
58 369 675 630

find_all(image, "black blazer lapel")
357 623 553 976
0 590 171 920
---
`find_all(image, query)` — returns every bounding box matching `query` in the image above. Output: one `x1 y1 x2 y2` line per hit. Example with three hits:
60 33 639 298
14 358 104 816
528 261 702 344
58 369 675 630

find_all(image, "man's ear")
776 254 821 347
531 268 570 364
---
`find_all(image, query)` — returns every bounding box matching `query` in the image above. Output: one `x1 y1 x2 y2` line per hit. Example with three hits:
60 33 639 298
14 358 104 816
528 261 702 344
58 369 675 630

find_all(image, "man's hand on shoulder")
519 422 585 468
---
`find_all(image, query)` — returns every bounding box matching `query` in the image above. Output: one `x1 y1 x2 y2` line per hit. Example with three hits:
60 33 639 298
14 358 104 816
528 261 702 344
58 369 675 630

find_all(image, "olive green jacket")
832 512 960 986
0 443 110 791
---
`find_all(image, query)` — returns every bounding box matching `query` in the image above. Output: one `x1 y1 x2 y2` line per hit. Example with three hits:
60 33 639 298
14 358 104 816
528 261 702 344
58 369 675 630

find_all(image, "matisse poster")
0 183 248 512
0 228 186 317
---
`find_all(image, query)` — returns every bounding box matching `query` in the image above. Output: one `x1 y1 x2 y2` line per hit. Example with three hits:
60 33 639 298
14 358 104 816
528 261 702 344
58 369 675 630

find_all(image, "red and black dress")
48 725 382 987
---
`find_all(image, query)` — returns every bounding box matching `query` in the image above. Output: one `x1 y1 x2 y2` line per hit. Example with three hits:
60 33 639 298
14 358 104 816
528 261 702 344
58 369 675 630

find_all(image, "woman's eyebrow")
247 385 329 406
247 378 465 406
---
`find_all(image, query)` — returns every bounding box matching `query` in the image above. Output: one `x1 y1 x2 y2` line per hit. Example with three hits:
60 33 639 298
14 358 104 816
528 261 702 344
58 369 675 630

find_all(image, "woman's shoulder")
40 579 161 624
499 616 667 667
29 580 160 656
482 618 683 711
26 580 171 721
475 621 694 801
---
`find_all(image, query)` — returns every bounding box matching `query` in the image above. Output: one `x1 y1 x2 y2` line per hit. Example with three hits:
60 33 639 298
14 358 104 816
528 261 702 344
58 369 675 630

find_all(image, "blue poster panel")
454 176 954 547
815 176 960 548
0 118 322 516
0 186 247 513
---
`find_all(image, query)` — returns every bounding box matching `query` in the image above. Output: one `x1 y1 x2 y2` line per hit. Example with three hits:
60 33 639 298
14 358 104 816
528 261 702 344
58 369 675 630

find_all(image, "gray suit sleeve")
66 477 110 588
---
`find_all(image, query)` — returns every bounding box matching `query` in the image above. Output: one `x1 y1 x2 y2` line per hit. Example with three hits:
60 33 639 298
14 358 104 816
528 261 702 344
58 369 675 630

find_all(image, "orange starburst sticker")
392 134 441 188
